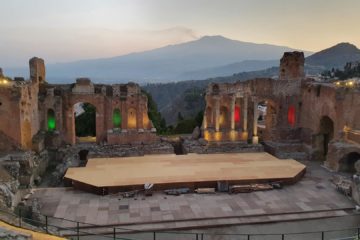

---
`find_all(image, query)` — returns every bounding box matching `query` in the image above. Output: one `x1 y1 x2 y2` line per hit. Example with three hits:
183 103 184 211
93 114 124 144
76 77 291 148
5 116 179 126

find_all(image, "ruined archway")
315 116 334 161
257 101 267 129
113 108 122 128
219 106 229 129
256 99 277 141
339 152 360 173
78 149 89 166
127 108 137 129
74 102 96 143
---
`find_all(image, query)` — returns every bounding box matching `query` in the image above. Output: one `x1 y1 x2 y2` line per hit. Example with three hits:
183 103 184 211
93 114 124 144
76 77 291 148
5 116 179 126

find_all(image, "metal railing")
0 207 359 240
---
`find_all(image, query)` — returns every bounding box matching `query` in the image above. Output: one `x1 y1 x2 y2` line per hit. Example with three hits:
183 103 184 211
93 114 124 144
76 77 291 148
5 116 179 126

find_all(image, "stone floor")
30 160 356 232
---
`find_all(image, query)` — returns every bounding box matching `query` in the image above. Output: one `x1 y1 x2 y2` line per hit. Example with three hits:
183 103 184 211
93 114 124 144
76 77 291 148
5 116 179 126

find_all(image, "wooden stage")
64 153 306 194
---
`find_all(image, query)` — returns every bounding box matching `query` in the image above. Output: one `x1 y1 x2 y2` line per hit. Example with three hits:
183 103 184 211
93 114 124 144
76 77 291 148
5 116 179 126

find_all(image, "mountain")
5 35 311 83
147 42 360 125
306 43 360 70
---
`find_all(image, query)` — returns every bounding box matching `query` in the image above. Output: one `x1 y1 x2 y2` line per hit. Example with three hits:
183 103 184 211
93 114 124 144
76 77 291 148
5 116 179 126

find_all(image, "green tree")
195 110 204 127
174 119 197 134
75 103 96 137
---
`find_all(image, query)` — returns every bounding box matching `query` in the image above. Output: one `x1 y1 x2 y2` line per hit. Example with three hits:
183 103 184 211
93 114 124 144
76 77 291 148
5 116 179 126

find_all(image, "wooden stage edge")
64 153 307 195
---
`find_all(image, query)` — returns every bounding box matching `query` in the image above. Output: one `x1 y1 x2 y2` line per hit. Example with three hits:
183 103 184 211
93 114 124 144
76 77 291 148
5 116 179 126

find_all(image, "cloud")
150 26 198 41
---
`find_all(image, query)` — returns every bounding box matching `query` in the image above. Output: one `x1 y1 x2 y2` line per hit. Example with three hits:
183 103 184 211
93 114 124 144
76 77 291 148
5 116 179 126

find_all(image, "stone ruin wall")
0 79 41 150
203 51 360 171
202 52 305 144
279 51 305 81
300 81 360 170
0 57 158 151
0 57 161 209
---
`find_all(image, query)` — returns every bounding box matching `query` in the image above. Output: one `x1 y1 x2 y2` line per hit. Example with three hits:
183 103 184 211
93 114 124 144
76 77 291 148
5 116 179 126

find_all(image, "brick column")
203 107 208 129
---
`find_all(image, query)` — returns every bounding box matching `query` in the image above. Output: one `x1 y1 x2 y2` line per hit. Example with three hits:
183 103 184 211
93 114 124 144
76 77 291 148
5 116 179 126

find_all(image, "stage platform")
64 153 306 194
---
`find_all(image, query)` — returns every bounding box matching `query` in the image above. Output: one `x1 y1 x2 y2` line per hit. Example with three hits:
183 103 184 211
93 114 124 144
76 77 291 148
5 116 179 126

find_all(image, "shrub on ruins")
173 111 203 134
142 89 168 133
174 118 198 134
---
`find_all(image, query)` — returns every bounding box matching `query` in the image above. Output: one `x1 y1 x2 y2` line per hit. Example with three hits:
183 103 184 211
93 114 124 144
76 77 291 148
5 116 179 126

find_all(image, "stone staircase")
60 208 351 237
184 139 264 154
263 140 308 161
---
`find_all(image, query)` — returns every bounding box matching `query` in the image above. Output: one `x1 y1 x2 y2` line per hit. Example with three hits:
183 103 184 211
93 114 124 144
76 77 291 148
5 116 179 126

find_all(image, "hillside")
143 67 278 125
306 42 360 70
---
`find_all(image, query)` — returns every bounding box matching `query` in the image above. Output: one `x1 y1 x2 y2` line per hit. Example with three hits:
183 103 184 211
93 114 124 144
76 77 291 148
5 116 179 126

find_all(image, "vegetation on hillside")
143 67 278 126
142 89 204 135
173 110 203 134
322 62 360 80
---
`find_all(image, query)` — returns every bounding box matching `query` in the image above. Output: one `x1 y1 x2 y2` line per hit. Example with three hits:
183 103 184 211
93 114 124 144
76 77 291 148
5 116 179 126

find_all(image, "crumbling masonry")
202 51 360 172
0 58 157 153
0 52 360 176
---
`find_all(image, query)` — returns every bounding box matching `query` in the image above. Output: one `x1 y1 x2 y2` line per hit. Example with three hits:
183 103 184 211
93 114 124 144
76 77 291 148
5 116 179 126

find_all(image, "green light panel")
47 109 56 131
113 109 122 128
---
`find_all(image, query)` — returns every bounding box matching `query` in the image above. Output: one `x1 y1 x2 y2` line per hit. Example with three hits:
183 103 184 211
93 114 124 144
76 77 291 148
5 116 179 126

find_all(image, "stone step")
265 141 304 152
60 209 351 237
277 152 308 161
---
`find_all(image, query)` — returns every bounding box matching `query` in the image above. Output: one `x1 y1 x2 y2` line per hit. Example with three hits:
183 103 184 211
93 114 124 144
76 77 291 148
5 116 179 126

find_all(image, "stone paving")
30 161 355 227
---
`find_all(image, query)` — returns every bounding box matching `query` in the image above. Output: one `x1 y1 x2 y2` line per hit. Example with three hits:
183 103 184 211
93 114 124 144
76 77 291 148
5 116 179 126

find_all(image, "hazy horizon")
1 0 359 68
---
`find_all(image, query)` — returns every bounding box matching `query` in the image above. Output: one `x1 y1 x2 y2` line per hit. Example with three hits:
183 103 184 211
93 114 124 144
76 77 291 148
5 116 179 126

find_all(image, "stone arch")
315 116 334 161
255 99 277 141
339 152 360 173
219 106 229 129
47 108 56 131
113 108 122 128
320 116 334 139
64 94 105 145
127 108 137 129
257 100 267 127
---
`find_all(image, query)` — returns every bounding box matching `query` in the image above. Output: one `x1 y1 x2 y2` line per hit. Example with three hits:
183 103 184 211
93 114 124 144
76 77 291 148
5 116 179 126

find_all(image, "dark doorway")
339 152 360 173
172 139 187 155
319 116 334 157
78 149 89 166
